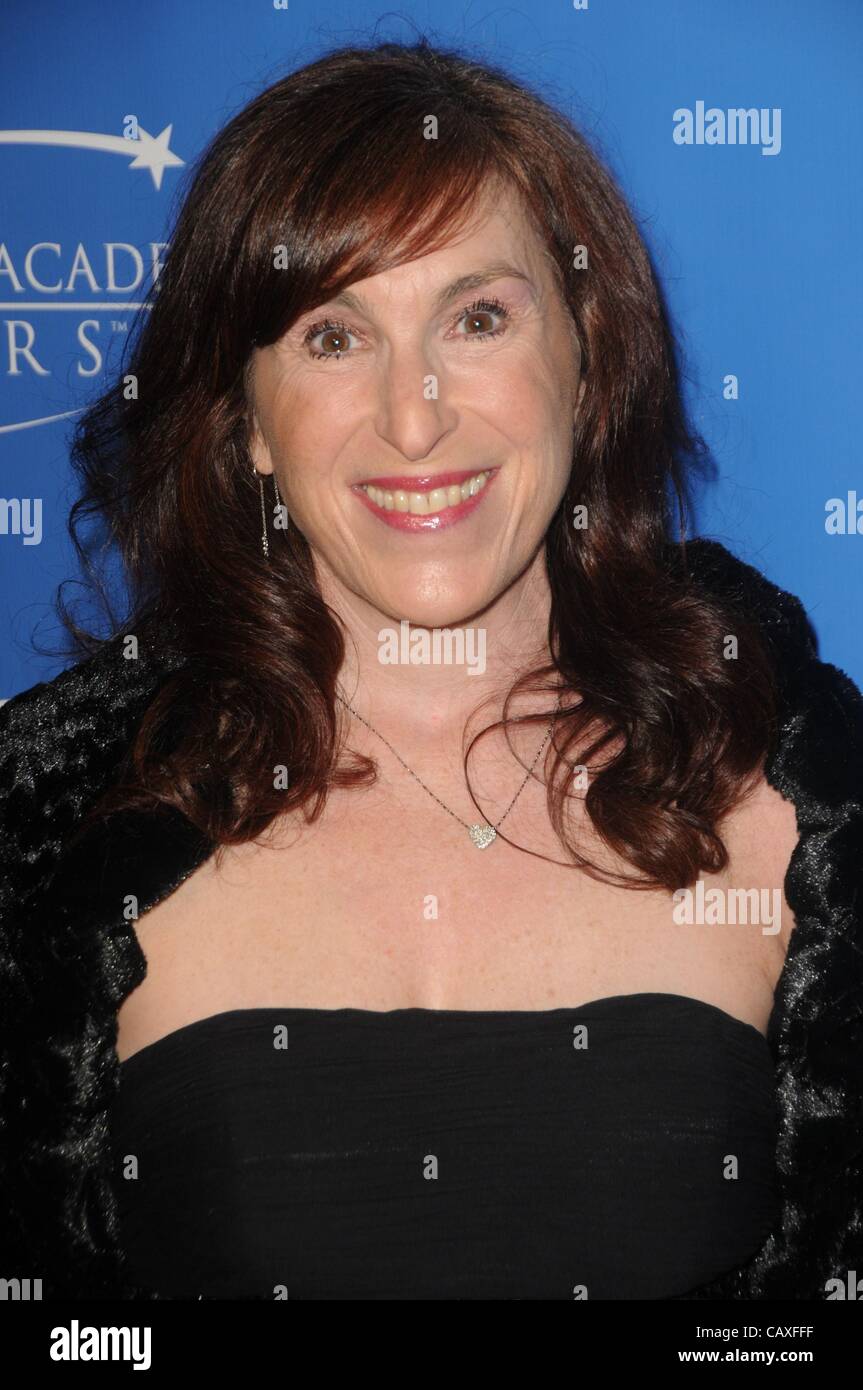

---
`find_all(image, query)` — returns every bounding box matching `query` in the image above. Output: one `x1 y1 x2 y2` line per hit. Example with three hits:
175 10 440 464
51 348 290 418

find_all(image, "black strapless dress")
111 992 781 1299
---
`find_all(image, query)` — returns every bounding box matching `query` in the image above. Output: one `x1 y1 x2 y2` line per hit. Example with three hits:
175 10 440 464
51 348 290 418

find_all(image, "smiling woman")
1 36 862 1304
246 181 583 621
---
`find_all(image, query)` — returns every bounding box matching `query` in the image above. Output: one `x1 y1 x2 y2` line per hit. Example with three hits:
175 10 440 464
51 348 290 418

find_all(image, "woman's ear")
244 353 275 475
247 411 274 476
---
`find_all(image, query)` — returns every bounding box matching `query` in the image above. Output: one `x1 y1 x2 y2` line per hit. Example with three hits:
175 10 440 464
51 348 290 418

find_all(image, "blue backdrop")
1 0 860 700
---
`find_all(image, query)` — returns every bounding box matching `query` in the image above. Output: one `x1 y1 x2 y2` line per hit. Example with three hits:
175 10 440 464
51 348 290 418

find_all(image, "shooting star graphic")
0 124 184 189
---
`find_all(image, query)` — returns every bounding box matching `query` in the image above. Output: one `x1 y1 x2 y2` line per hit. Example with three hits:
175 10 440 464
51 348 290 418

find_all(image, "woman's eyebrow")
317 262 535 318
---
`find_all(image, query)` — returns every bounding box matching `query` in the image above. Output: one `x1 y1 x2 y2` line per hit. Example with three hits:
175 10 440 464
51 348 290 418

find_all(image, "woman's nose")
371 342 460 463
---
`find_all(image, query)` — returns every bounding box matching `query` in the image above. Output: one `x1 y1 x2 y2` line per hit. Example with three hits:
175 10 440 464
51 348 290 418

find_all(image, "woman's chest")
115 773 797 1059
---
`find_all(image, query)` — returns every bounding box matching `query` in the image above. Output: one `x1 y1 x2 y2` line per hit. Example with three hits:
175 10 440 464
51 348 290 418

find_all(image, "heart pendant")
468 823 497 849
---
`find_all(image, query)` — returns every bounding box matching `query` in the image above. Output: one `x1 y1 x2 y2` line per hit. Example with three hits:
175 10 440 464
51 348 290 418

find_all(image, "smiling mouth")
350 467 498 531
357 467 492 514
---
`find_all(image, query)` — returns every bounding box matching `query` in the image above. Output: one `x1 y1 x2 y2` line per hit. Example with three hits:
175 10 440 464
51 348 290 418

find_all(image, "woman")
1 38 861 1302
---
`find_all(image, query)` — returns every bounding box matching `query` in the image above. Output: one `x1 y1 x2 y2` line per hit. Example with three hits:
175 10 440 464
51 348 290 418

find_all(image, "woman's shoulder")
0 626 163 803
686 538 861 737
671 538 863 974
0 613 184 769
670 537 863 741
0 618 180 923
678 536 863 922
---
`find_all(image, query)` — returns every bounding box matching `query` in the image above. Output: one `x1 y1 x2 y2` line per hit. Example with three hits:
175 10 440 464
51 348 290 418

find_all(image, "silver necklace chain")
335 692 559 849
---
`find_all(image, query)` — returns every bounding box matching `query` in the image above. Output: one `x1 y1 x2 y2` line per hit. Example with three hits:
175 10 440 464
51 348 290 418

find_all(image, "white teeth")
361 470 490 516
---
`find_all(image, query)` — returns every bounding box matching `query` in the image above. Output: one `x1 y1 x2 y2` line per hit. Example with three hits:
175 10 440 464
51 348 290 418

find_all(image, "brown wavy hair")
59 35 779 890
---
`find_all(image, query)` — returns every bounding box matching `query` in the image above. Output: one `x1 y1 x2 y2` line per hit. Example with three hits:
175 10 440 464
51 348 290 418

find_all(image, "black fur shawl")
1 538 862 1300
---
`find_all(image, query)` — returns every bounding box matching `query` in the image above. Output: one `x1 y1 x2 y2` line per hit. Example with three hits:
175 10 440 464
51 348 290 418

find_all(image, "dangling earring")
254 462 269 559
254 464 283 559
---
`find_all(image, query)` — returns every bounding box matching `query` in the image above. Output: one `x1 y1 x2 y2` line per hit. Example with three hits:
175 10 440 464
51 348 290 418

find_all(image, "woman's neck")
320 547 556 752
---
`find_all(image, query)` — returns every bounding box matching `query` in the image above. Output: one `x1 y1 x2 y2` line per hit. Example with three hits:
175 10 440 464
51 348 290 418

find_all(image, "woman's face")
247 184 586 629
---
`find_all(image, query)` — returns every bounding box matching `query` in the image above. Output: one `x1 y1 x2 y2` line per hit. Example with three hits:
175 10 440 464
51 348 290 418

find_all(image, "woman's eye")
453 298 510 340
303 319 359 360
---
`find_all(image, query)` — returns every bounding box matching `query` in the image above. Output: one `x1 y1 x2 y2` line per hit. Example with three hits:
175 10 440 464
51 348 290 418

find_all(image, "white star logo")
0 123 184 189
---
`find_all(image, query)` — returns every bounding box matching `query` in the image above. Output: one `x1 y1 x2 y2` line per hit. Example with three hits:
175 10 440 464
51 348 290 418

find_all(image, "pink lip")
354 467 491 492
351 467 500 532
